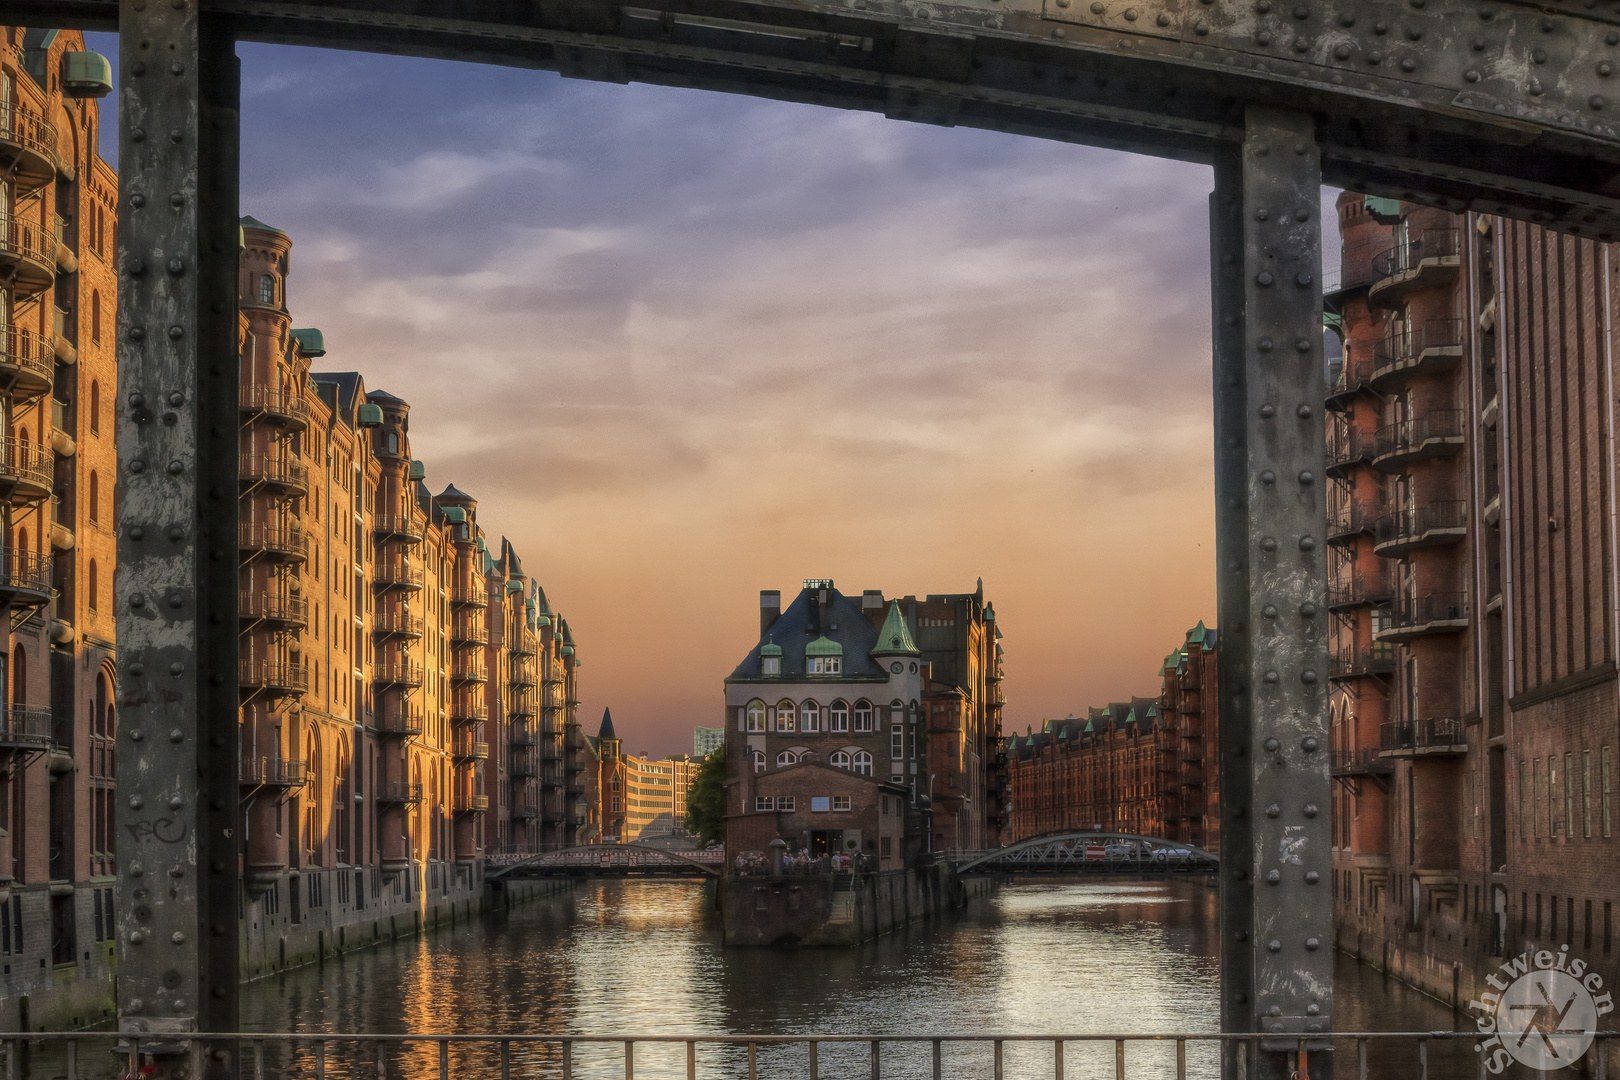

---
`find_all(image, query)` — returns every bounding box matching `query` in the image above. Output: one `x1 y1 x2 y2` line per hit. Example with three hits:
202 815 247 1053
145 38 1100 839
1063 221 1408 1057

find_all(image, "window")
754 796 774 812
762 655 780 675
1566 753 1575 839
811 796 830 813
891 725 905 760
853 751 873 776
775 750 798 767
90 290 100 344
830 750 850 770
808 656 841 675
1604 747 1613 838
1533 758 1542 837
1517 759 1527 840
854 701 874 733
832 795 851 812
775 700 795 733
752 749 765 774
260 273 275 304
830 701 849 733
746 700 766 733
776 796 795 812
87 559 97 612
89 381 100 436
880 836 891 858
87 471 99 524
800 700 818 733
1585 750 1594 838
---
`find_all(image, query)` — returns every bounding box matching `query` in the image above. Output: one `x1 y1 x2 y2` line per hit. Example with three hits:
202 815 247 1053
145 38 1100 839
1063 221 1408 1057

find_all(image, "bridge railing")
0 1028 1543 1080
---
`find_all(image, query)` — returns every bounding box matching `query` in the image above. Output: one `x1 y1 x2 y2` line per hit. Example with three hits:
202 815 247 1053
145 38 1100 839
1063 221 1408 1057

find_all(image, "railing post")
1115 1039 1124 1080
686 1040 696 1080
625 1040 634 1080
1212 104 1331 1080
1418 1037 1428 1080
440 1039 450 1080
932 1039 942 1080
66 1039 77 1080
1054 1039 1064 1080
1356 1038 1367 1080
375 1040 384 1080
808 1040 818 1080
870 1039 880 1080
1176 1039 1186 1080
315 1040 325 1080
748 1042 757 1080
562 1040 572 1080
499 1040 510 1080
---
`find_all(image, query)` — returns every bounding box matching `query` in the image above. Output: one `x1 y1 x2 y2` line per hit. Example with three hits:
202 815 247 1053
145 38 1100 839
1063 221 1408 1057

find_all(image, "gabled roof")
870 601 920 658
727 585 887 681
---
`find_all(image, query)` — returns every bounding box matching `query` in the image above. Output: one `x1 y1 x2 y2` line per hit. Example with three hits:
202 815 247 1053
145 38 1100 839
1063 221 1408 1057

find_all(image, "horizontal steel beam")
12 0 1620 235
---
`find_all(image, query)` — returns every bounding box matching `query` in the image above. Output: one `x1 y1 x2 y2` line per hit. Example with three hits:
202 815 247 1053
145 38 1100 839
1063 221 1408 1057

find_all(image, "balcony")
450 704 488 724
0 215 55 296
508 695 538 718
454 794 490 813
239 592 309 629
374 564 425 591
451 619 487 645
1330 749 1395 777
1326 501 1377 544
373 611 425 639
0 552 51 608
239 454 309 497
1328 646 1397 681
374 514 425 544
1368 229 1461 308
240 385 310 431
239 660 308 695
0 327 53 399
1327 572 1395 611
511 803 539 820
510 638 538 657
1373 411 1465 471
239 523 307 563
451 662 487 684
0 102 59 192
377 783 423 805
510 664 537 687
1373 501 1467 557
375 710 423 738
373 662 425 688
450 586 485 607
453 739 489 762
1325 428 1375 479
510 750 539 778
1380 716 1467 756
1370 317 1464 391
239 757 308 788
0 706 52 752
1326 354 1379 410
0 438 55 504
1379 592 1469 642
511 728 540 747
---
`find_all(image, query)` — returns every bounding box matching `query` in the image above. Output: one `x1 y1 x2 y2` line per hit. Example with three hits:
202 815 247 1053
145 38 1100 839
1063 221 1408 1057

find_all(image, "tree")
684 746 726 847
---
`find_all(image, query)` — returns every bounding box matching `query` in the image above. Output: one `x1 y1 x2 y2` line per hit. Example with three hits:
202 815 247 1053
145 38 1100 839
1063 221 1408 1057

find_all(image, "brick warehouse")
0 28 597 1028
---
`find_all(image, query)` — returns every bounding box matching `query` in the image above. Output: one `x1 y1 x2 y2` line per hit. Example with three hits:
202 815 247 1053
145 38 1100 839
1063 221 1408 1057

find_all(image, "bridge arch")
951 831 1219 875
487 842 722 878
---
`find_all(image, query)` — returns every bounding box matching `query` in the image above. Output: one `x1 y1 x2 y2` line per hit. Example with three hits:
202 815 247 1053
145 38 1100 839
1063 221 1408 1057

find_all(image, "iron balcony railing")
239 384 311 427
0 215 55 281
1325 428 1373 474
0 551 51 601
1371 227 1460 283
509 695 538 718
373 611 426 638
238 660 309 693
453 738 489 761
0 705 52 751
1390 591 1468 630
1373 500 1467 547
238 591 309 627
1325 353 1377 403
375 710 423 737
376 782 423 805
374 564 425 590
0 326 53 391
1327 572 1394 609
451 619 487 645
511 802 539 819
0 102 59 167
0 436 55 495
1381 716 1467 751
450 586 485 606
239 453 309 493
1326 501 1376 539
451 704 488 724
1330 748 1395 776
1374 410 1465 460
1327 646 1396 680
239 757 307 787
373 513 425 542
239 522 308 561
510 638 538 657
0 1027 1538 1080
511 728 540 747
373 662 426 688
510 663 538 687
451 662 488 683
454 793 490 812
1372 316 1464 371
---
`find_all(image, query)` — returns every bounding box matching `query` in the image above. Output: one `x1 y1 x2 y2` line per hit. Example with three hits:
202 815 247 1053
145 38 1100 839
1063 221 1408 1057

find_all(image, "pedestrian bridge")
487 844 724 879
945 832 1219 875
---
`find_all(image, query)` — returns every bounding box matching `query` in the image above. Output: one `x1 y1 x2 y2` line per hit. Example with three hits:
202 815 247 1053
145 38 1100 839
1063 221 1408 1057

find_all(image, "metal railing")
0 326 53 388
454 793 490 812
452 739 489 761
0 550 51 599
0 705 52 750
238 660 309 693
374 611 426 638
510 750 539 777
0 1028 1530 1080
450 586 485 606
1327 572 1394 609
0 101 59 164
1326 501 1375 538
0 215 55 276
1330 748 1394 775
1381 716 1467 751
1325 352 1377 400
375 564 425 589
1327 646 1396 679
239 757 307 786
374 662 426 687
0 436 54 493
1390 591 1468 630
1371 227 1460 282
511 802 539 819
374 513 425 541
375 710 424 737
239 591 309 626
451 705 488 724
239 522 307 560
1372 316 1464 369
1374 410 1465 459
1373 500 1467 546
239 453 309 491
510 663 538 687
451 619 487 644
1325 428 1373 472
240 384 311 425
377 782 423 804
451 662 488 683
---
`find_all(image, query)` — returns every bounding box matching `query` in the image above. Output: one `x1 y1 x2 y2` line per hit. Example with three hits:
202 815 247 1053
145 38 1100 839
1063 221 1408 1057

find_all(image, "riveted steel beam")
114 1 240 1073
1213 107 1331 1080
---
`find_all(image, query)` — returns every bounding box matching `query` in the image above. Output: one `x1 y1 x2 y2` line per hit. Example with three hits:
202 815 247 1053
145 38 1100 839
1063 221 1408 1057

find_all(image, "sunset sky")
89 36 1338 758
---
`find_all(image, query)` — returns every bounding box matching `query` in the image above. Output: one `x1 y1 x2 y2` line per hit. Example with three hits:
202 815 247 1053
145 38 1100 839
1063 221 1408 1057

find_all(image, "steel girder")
14 0 1620 235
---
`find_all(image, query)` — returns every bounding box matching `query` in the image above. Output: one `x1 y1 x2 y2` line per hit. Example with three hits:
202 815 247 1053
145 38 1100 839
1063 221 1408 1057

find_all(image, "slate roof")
599 708 616 740
311 371 364 423
728 585 888 681
440 483 473 501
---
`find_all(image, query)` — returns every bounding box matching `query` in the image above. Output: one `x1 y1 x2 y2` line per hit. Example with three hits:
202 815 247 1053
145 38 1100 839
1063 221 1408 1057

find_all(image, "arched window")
746 700 765 733
89 381 100 436
774 699 795 733
854 700 874 733
259 273 275 305
799 700 819 733
386 432 400 455
830 700 849 733
87 559 97 612
90 290 100 344
11 644 25 705
94 672 108 737
830 750 851 770
853 750 873 776
87 470 98 523
775 750 797 767
751 749 765 774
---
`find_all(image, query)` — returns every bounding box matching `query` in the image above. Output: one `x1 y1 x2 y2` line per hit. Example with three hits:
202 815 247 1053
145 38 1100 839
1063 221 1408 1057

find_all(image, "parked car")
1151 846 1197 867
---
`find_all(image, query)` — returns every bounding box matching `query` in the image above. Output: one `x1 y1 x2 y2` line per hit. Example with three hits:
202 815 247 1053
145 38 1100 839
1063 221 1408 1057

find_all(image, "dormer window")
808 656 841 675
762 656 780 675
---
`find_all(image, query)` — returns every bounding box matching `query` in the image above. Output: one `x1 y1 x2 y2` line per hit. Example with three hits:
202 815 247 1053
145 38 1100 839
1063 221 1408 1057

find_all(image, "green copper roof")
290 328 325 357
535 614 551 627
805 635 843 657
869 601 920 657
356 403 384 427
560 645 574 657
1364 195 1403 222
408 460 425 482
760 641 783 658
441 506 466 524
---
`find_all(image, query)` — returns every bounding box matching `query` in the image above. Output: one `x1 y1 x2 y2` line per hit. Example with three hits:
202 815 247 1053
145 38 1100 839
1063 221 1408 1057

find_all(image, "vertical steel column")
1213 106 1332 1080
114 2 241 1076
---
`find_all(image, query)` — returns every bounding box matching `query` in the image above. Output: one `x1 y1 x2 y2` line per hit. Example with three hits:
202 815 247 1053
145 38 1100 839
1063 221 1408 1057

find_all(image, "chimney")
862 590 884 610
760 590 781 638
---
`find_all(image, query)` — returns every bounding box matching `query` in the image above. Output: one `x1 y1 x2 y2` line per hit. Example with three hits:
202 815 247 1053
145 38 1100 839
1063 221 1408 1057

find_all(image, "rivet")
1296 338 1311 352
1300 602 1317 617
1293 3 1307 15
1124 8 1137 20
1260 404 1276 418
1266 870 1281 884
168 593 182 608
1466 70 1481 82
1334 43 1351 58
1294 208 1309 222
1298 470 1314 485
1196 18 1210 32
1301 670 1319 684
129 931 146 945
1263 670 1279 683
168 460 184 475
171 931 186 944
1472 36 1486 50
1303 803 1319 817
130 593 146 609
130 665 144 679
130 194 146 209
1295 271 1313 286
170 62 184 75
1257 272 1274 286
170 193 185 208
1262 605 1278 618
127 258 145 275
1594 96 1608 110
1307 1004 1321 1016
1305 870 1320 883
168 325 184 340
1260 470 1276 484
1268 1006 1283 1017
170 729 184 743
128 1000 144 1014
1261 538 1278 553
1268 939 1282 951
1300 536 1317 551
1602 63 1614 76
170 663 184 676
1264 737 1281 752
131 127 146 142
129 526 145 541
130 327 146 342
1406 26 1422 39
1368 50 1383 63
1305 937 1320 950
1609 30 1620 45
167 258 184 275
1256 209 1271 221
1293 37 1310 51
169 796 183 809
1302 736 1319 752
1374 19 1388 32
1265 804 1280 817
1338 10 1353 23
168 526 183 541
1157 13 1170 25
1258 338 1274 352
1529 77 1544 95
129 863 143 877
129 796 144 810
1297 404 1313 418
1400 58 1416 72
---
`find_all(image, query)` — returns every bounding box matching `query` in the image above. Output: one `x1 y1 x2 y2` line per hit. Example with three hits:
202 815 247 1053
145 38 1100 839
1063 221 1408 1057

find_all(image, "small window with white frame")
755 796 774 811
808 656 842 674
800 700 819 733
777 796 796 812
746 700 766 732
891 725 905 760
830 700 849 732
776 749 798 767
752 749 766 774
832 795 851 812
830 750 851 769
775 700 796 733
854 701 874 732
853 751 873 776
762 655 780 675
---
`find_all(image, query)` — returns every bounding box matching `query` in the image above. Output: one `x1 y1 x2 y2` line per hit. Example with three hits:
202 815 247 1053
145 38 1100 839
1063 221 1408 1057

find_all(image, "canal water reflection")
229 878 1476 1079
